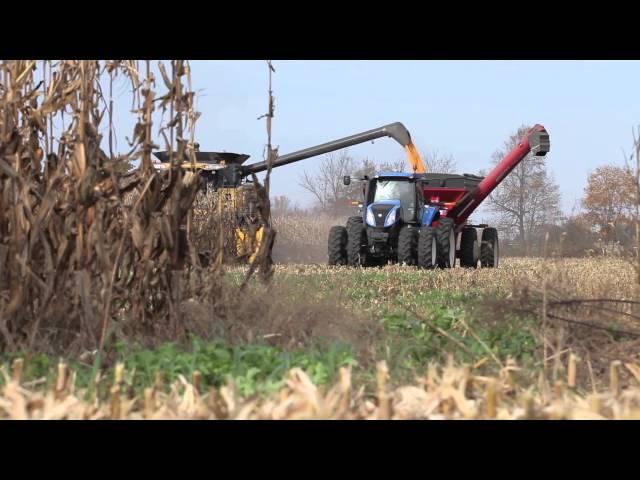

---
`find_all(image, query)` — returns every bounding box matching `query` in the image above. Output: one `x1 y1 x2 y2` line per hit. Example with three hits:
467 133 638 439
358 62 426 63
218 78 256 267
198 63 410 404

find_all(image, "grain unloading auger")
153 122 422 263
328 124 550 268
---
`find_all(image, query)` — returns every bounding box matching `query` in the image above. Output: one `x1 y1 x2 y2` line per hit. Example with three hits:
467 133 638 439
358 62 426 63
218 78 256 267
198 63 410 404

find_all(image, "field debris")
2 357 640 420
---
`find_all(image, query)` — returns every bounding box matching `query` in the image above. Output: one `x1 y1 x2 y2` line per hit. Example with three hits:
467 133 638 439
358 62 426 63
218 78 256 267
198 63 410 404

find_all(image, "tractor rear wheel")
460 227 479 268
436 217 456 268
417 227 437 269
397 226 418 266
328 226 348 265
346 217 368 267
480 227 499 268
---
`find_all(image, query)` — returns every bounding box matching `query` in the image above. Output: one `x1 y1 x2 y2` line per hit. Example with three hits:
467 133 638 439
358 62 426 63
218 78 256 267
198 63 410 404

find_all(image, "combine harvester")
154 122 549 268
327 123 550 269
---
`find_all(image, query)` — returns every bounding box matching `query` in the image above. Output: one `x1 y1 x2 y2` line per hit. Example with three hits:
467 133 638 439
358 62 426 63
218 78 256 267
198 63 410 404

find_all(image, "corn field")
0 60 273 356
2 60 639 420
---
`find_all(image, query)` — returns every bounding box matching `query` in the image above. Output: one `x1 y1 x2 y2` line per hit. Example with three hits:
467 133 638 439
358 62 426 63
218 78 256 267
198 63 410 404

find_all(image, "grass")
0 259 531 396
2 257 636 400
1 339 358 399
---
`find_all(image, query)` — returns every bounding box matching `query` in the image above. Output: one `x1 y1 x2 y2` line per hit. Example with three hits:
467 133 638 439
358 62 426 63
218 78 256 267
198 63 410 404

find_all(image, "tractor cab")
363 172 423 229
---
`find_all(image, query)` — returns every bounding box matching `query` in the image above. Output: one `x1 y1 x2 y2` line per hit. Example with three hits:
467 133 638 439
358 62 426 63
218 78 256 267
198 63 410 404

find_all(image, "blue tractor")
329 171 438 267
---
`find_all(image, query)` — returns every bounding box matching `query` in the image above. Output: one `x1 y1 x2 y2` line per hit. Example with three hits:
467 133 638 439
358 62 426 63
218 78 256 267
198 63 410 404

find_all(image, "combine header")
328 124 550 268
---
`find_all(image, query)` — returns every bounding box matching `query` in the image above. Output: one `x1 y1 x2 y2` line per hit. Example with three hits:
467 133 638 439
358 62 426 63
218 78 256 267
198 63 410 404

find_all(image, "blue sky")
107 60 640 217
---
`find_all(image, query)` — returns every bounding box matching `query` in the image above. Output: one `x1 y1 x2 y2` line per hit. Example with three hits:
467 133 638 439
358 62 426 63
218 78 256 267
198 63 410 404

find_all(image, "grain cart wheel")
435 217 456 268
346 217 368 267
328 226 348 265
397 226 418 266
417 227 437 269
460 227 479 268
480 227 499 268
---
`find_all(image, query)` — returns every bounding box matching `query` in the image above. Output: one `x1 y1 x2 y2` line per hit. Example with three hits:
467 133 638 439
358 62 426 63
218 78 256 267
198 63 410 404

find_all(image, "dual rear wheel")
416 217 456 269
459 226 499 268
328 218 499 269
416 221 500 270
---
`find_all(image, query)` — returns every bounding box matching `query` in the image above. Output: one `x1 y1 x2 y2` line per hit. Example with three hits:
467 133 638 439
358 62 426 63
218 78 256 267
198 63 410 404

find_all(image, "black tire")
346 216 363 230
364 256 386 268
459 227 479 268
435 217 456 268
328 226 348 265
480 227 499 268
397 226 418 266
375 257 388 267
346 217 367 267
417 227 437 269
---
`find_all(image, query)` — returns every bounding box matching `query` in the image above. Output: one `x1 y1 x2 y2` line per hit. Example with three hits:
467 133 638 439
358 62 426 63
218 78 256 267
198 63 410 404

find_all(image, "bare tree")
486 125 562 255
271 195 293 216
422 148 457 173
378 157 407 172
388 148 456 173
352 157 377 177
625 126 640 283
298 150 355 214
299 147 460 216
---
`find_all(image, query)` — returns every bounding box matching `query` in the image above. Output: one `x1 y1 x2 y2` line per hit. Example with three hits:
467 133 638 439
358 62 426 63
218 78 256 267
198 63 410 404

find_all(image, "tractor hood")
365 200 401 228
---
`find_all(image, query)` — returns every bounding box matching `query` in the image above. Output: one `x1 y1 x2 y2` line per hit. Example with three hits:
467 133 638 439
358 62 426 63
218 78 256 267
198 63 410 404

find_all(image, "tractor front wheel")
346 217 368 267
398 226 418 266
346 216 363 230
328 226 348 265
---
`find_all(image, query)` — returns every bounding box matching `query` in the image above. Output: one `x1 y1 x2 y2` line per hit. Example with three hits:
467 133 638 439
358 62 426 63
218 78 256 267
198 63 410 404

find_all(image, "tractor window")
372 180 416 221
374 180 413 204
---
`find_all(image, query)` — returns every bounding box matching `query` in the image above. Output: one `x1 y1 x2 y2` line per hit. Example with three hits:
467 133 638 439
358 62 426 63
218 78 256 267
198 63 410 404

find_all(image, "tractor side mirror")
343 176 351 186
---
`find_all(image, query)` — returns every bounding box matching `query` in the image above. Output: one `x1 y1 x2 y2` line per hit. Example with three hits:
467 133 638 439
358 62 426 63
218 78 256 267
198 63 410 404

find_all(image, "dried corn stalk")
0 60 258 354
3 357 640 420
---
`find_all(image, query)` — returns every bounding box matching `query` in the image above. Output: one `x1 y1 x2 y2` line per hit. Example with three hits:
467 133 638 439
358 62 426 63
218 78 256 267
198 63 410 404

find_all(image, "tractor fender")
421 206 439 227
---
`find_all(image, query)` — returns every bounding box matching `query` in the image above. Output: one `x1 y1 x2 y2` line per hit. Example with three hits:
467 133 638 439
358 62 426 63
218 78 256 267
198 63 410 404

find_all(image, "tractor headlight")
384 208 397 227
366 208 376 227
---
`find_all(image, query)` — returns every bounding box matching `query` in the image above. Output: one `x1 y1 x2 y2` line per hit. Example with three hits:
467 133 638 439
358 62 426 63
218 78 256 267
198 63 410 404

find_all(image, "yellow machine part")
235 225 264 264
164 159 263 264
177 161 213 171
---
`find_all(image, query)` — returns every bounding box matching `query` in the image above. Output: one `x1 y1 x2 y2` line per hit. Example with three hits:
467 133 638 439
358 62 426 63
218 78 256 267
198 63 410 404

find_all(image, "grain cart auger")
328 124 550 269
153 122 419 263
